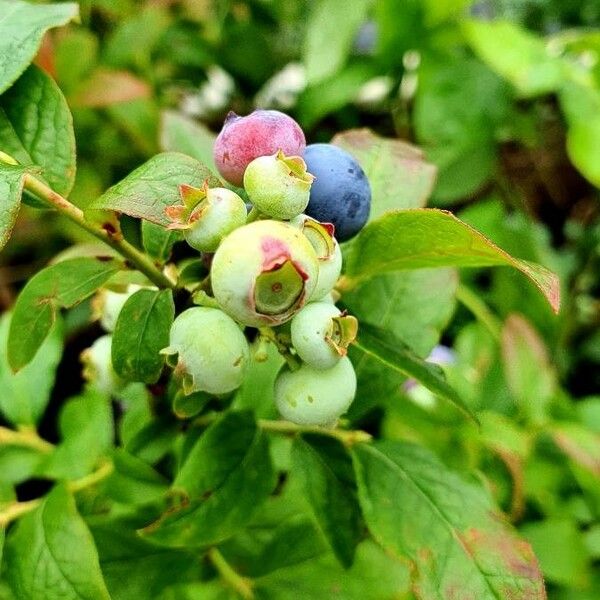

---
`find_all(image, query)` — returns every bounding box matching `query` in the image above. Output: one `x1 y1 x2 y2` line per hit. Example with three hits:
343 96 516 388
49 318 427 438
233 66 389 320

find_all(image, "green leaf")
160 110 217 171
112 288 174 384
501 314 555 425
303 0 373 85
343 268 457 419
141 220 180 264
0 164 26 251
352 441 545 599
413 57 508 203
521 519 590 588
354 323 476 423
463 19 564 97
42 389 113 480
0 312 61 426
104 449 169 506
559 82 600 188
88 152 220 226
332 129 437 218
7 257 122 371
341 208 560 313
256 540 412 599
551 423 600 479
141 411 275 547
91 521 199 600
0 65 76 196
0 0 79 95
5 484 110 600
292 436 362 567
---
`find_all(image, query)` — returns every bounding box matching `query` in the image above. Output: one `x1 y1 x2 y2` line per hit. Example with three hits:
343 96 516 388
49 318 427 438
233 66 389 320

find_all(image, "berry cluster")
84 110 372 427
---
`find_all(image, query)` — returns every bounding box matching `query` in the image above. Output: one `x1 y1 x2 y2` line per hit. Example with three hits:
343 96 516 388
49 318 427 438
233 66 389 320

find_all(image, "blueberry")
303 144 371 242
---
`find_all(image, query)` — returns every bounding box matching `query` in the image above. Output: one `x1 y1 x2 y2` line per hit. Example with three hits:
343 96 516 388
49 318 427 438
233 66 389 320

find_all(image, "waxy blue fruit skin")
303 144 371 242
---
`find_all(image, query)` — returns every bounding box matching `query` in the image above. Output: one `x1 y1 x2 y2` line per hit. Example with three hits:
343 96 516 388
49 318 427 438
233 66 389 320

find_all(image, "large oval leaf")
352 441 546 599
0 65 76 196
88 152 220 226
112 288 174 384
4 484 110 600
8 257 122 371
341 208 560 313
0 0 78 95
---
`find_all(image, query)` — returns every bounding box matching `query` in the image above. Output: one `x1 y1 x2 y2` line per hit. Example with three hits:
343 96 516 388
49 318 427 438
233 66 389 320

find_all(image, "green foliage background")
0 0 599 599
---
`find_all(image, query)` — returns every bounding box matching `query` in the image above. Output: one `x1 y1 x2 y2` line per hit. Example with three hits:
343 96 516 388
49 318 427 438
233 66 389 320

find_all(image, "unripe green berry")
166 182 246 252
274 357 357 426
243 151 314 220
161 307 249 395
81 335 123 395
211 220 319 327
290 215 342 299
291 302 357 370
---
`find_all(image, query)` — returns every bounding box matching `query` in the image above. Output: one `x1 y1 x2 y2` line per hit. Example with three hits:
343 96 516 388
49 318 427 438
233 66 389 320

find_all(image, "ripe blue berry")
291 302 358 370
304 144 371 242
214 110 306 186
211 220 319 327
162 307 249 395
166 183 246 252
244 151 314 219
274 357 357 426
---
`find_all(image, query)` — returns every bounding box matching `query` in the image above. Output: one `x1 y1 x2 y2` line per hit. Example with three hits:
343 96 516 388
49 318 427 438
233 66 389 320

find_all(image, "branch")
0 152 175 289
207 547 254 599
0 460 114 528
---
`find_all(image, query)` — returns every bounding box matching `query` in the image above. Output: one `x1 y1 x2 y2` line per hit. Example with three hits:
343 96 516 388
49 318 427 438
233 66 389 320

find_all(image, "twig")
207 547 254 599
0 151 175 289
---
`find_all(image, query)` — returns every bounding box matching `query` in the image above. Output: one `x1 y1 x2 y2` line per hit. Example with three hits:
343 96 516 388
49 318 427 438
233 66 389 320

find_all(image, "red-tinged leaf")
352 441 546 600
341 208 560 313
71 69 150 107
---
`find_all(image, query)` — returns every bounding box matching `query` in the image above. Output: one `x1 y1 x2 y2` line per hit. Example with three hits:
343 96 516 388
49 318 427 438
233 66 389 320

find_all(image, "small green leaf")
0 163 26 251
0 65 76 196
141 220 180 264
501 314 555 425
333 129 437 217
141 411 276 547
42 389 113 480
352 441 546 599
292 436 362 567
354 323 477 423
463 19 564 97
341 208 560 313
0 312 62 426
91 521 201 600
88 152 220 226
559 83 600 188
5 484 110 600
521 519 589 588
104 448 169 505
112 288 174 384
8 257 122 372
0 0 79 95
160 110 217 171
303 0 372 85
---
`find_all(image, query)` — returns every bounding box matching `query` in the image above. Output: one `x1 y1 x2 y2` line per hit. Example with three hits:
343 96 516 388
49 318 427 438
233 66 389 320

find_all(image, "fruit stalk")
207 547 254 600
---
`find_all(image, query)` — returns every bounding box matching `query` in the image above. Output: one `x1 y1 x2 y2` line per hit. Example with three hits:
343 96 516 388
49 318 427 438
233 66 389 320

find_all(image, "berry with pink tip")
213 110 306 186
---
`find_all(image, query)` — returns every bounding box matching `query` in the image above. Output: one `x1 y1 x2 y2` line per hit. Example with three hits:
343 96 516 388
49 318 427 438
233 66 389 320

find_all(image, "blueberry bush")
0 1 599 599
